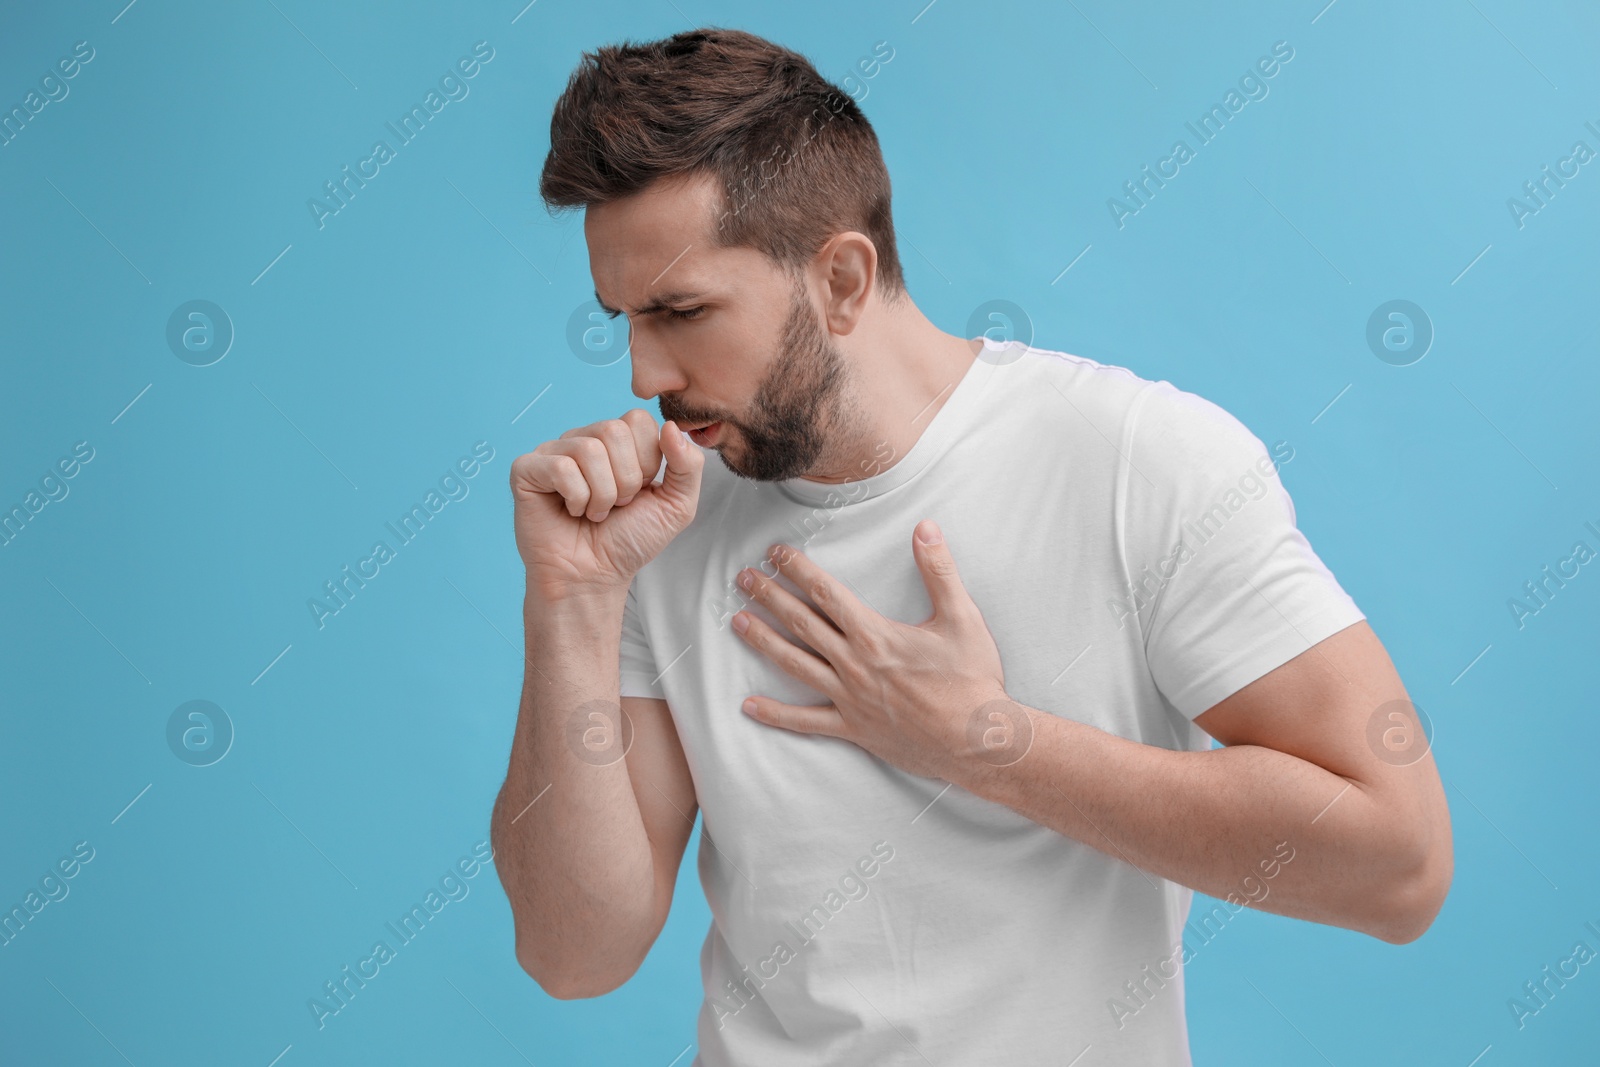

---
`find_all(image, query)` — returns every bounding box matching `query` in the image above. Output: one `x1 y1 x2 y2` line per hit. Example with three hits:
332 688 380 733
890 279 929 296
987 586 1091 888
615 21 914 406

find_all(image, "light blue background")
2 1 1596 1064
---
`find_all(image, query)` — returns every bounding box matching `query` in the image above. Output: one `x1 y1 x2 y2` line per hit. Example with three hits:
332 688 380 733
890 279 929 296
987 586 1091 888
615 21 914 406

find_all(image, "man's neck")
798 309 982 486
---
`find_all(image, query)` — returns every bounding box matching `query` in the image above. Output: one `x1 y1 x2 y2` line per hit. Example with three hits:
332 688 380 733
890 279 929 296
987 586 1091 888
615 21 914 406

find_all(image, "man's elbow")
516 941 642 1000
1367 826 1454 945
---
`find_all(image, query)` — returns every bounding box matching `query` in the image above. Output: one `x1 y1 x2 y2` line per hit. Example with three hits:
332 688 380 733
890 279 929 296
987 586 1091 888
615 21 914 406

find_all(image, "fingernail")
916 519 942 545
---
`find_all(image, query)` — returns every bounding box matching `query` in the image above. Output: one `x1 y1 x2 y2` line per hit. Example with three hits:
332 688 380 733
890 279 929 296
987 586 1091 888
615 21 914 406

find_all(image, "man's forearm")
491 582 660 994
945 705 1443 943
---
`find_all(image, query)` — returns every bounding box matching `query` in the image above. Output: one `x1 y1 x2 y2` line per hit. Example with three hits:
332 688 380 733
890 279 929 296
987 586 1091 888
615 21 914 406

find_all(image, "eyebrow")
594 287 707 319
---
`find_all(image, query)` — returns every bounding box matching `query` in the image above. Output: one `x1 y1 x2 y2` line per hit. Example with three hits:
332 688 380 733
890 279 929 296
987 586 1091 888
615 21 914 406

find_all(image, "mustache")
660 401 727 426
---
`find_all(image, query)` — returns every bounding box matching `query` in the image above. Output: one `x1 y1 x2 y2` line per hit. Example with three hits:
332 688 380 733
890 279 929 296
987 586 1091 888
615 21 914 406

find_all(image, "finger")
556 420 640 520
741 697 846 738
656 419 704 510
739 565 849 664
732 609 838 696
766 543 873 640
618 408 663 505
911 519 975 624
511 450 595 519
532 437 617 520
599 416 649 507
557 437 619 521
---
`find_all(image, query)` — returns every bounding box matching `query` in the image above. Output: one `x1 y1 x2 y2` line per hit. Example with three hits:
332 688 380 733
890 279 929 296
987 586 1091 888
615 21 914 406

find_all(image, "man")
491 27 1452 1066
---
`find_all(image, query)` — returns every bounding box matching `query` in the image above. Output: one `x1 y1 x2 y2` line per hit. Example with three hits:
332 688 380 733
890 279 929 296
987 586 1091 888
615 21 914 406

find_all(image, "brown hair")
540 27 907 303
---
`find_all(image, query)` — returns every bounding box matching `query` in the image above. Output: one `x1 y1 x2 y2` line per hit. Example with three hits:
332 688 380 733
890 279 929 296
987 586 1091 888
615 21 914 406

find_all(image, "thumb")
912 519 971 621
657 420 705 513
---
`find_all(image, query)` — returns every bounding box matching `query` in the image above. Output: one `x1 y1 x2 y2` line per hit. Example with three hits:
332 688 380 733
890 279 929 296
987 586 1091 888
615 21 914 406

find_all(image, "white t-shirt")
620 336 1365 1066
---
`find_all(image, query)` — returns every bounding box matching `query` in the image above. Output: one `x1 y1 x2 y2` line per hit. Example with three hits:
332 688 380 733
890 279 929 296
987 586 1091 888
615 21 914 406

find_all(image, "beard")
661 279 857 482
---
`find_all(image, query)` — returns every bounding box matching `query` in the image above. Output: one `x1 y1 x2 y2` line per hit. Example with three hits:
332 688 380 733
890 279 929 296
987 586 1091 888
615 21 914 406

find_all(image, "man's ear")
816 231 877 337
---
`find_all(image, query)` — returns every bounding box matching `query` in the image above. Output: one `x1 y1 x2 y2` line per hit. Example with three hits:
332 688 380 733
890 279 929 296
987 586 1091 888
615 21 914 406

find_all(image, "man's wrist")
521 576 629 650
939 691 1039 790
523 573 630 611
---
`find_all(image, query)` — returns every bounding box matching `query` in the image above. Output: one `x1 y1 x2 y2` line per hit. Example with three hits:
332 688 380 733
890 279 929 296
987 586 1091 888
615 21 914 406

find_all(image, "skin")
491 169 1452 1001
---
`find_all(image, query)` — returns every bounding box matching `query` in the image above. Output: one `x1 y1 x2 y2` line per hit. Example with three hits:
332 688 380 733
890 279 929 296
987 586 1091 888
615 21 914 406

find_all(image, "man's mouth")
685 421 722 446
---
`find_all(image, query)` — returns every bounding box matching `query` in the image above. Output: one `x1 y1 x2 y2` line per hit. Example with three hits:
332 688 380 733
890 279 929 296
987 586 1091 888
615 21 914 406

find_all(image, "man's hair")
540 27 907 303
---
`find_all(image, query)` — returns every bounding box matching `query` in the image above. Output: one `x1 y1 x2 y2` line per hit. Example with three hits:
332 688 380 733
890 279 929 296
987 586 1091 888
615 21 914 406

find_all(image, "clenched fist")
511 409 704 601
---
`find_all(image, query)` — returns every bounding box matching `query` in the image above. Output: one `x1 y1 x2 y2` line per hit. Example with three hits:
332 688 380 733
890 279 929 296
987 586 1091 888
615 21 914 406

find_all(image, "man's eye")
667 306 706 321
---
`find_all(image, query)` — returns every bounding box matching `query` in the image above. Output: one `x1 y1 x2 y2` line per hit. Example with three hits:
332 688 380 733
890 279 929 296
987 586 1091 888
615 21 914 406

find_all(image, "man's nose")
627 335 687 400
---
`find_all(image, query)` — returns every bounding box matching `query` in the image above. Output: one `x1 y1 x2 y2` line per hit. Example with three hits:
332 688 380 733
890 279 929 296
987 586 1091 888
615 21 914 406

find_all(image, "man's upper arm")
620 696 698 931
1192 620 1441 822
1191 620 1453 930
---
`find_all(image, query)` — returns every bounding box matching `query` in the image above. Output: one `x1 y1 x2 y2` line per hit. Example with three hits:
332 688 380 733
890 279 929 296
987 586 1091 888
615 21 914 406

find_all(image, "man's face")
586 172 855 482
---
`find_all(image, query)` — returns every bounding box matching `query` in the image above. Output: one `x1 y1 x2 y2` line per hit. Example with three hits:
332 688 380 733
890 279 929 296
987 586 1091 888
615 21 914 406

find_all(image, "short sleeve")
1117 380 1366 720
620 579 667 700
